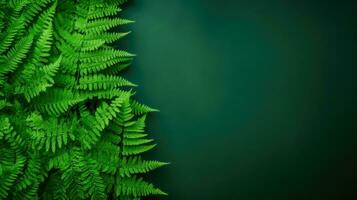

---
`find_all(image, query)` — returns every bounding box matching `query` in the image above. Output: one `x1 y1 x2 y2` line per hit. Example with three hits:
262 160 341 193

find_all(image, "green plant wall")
0 0 166 199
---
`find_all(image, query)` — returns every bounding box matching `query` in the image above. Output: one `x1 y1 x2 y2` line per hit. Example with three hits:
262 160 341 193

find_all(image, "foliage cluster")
0 0 167 199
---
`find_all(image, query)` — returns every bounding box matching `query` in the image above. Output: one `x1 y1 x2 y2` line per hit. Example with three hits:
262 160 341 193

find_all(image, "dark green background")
120 1 357 199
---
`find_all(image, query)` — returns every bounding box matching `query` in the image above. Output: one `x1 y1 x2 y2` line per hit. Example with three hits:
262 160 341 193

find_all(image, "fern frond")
121 116 157 155
15 153 43 191
33 89 85 115
122 144 156 156
80 89 127 100
87 5 121 19
22 0 54 25
61 148 106 200
26 112 76 152
124 115 146 134
61 151 86 200
101 62 131 75
30 1 57 36
8 0 29 11
48 149 71 170
80 57 132 75
131 100 159 115
16 56 61 101
31 22 53 65
86 31 130 43
114 96 134 126
78 74 136 90
92 93 129 131
2 118 25 148
120 157 168 177
78 93 129 149
80 49 134 63
82 159 107 200
124 133 148 139
81 39 106 52
55 29 104 52
0 34 33 79
16 22 54 88
123 138 153 146
0 154 26 199
54 44 77 75
115 176 166 197
0 16 24 55
80 18 133 34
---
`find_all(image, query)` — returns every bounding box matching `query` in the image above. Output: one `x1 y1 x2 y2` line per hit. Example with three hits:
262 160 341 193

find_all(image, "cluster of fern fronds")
0 0 167 199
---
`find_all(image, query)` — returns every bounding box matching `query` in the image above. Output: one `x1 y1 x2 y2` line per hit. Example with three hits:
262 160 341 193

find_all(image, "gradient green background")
120 1 357 199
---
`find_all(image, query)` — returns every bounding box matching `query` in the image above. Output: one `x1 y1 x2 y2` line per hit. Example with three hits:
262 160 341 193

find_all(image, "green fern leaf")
18 22 54 86
15 153 43 191
114 96 134 126
16 56 61 101
61 149 106 200
87 5 121 19
31 22 54 65
101 62 131 75
26 112 76 152
82 159 107 200
78 74 136 90
86 32 130 43
0 34 33 81
80 49 134 63
131 100 159 115
30 1 57 36
115 176 166 197
124 133 148 139
80 57 132 75
122 144 157 156
123 138 153 146
0 154 26 199
81 18 133 34
78 93 129 149
61 155 86 199
2 117 25 148
0 16 24 55
22 0 54 25
120 157 168 177
33 89 85 115
80 89 127 100
48 150 71 170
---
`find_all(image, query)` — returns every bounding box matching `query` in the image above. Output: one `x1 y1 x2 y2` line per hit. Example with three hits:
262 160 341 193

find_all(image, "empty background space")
119 0 357 199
